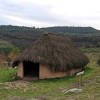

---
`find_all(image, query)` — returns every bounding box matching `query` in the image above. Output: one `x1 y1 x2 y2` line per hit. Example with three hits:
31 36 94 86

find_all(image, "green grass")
81 47 100 53
0 52 100 100
0 68 17 82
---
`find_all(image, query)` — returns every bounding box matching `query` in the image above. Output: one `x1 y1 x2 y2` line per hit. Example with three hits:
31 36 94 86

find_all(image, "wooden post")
76 71 84 87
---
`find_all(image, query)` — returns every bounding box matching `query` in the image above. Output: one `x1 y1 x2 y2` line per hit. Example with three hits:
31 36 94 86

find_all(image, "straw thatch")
12 33 89 71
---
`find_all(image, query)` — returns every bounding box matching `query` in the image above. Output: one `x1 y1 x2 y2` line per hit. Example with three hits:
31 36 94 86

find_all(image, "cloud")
0 0 100 29
3 15 57 27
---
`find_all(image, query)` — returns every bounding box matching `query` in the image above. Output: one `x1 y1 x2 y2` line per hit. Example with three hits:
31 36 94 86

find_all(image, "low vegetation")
0 67 17 82
97 58 100 66
0 48 100 100
0 40 14 54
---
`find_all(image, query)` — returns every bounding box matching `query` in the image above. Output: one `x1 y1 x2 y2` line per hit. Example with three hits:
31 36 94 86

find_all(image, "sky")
0 0 100 29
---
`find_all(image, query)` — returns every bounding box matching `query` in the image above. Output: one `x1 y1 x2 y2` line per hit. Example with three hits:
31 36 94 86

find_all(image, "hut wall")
40 65 81 79
18 62 23 78
39 64 67 79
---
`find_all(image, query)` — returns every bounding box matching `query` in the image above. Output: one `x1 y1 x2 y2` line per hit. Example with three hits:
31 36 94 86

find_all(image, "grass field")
0 49 100 100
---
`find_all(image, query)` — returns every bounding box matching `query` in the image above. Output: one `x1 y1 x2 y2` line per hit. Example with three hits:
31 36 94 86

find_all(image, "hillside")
0 25 100 51
0 25 44 50
0 40 14 54
41 26 100 34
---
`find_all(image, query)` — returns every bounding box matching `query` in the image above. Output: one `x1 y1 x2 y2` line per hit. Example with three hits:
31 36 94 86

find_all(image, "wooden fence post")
76 71 84 87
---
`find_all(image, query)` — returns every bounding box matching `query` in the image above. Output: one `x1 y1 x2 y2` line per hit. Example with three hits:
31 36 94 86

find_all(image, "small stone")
5 87 9 89
64 88 83 94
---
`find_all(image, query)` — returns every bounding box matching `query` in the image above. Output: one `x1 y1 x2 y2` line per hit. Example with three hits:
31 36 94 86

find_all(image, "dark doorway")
23 61 39 78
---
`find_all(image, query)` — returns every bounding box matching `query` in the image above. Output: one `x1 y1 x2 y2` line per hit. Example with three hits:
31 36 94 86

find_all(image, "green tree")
8 47 20 61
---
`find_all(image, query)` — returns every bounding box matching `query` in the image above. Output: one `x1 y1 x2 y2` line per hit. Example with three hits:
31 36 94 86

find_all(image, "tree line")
0 25 100 51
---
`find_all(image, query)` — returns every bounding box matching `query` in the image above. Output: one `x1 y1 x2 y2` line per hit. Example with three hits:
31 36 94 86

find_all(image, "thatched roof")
12 33 89 71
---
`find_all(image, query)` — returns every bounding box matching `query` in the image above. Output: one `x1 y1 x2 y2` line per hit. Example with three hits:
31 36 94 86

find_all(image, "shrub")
97 58 100 66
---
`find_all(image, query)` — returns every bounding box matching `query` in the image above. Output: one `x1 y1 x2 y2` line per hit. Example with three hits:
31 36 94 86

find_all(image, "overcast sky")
0 0 100 29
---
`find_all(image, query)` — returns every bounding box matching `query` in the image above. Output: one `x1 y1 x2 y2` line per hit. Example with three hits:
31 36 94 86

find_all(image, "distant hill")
0 40 14 54
41 26 100 34
0 25 44 50
0 25 100 51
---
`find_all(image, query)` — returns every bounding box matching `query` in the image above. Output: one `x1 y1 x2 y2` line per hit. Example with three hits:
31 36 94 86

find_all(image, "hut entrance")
23 61 39 78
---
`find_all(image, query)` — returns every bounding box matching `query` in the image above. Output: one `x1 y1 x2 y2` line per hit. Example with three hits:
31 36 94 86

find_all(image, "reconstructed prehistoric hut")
12 33 89 79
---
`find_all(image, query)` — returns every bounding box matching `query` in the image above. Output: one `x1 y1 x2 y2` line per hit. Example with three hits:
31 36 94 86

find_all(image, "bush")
0 68 17 82
97 58 100 66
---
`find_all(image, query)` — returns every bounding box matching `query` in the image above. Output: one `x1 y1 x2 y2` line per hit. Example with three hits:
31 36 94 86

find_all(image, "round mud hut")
12 33 89 79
